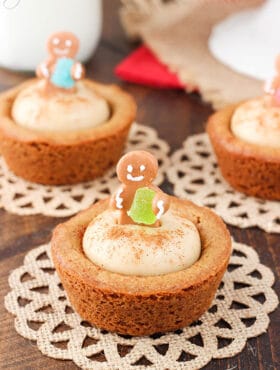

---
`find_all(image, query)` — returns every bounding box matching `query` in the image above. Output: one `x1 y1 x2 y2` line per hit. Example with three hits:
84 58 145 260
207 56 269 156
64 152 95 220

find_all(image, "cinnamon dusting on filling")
107 227 171 245
55 96 89 105
132 247 144 261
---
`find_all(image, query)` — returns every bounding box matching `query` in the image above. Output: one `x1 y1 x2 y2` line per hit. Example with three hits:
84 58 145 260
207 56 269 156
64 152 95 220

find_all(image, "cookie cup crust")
207 104 280 200
0 79 136 184
51 197 231 336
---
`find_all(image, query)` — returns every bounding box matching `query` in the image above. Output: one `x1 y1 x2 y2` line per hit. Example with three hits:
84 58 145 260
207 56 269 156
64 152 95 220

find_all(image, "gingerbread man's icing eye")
127 165 133 173
140 165 145 172
52 37 60 45
65 39 72 47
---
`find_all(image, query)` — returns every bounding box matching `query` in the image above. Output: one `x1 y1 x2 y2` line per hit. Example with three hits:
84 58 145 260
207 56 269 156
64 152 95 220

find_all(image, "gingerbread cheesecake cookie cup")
0 79 136 184
207 102 280 200
51 151 231 336
207 56 280 200
0 32 136 185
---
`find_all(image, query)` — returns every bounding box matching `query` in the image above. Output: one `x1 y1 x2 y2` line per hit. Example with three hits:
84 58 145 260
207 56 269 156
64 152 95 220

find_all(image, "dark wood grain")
0 1 279 369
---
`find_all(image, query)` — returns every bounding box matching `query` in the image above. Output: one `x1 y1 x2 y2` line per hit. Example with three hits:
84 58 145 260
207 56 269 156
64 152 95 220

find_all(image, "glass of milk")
0 0 102 71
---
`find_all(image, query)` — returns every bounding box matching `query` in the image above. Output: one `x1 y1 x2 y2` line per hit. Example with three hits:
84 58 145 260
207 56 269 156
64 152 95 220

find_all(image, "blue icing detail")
51 57 75 89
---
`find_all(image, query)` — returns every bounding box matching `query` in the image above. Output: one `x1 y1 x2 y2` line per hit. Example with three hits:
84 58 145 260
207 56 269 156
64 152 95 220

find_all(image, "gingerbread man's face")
47 32 79 59
116 151 158 186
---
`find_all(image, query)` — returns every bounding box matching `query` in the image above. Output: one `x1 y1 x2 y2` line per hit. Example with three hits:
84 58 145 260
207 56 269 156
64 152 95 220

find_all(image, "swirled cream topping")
83 209 201 276
231 97 280 148
12 80 110 131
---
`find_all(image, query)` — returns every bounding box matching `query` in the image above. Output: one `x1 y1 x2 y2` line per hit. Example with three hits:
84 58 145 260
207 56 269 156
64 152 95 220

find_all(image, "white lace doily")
0 123 170 217
4 241 278 369
167 133 280 233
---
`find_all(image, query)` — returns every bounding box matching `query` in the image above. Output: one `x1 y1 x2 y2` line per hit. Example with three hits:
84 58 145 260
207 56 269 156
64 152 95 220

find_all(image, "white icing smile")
54 47 69 56
126 174 144 182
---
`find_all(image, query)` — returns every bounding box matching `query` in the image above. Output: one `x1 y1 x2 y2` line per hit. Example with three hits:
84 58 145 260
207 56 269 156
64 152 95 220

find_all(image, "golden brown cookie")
51 196 231 336
207 104 280 200
0 79 136 185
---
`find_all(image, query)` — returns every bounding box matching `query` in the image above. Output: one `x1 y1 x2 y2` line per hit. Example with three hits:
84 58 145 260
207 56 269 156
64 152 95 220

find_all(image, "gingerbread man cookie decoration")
265 54 280 107
110 151 170 226
36 31 85 93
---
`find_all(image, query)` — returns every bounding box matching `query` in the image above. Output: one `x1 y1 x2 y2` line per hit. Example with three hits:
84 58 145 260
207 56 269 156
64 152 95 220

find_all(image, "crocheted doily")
167 133 280 233
4 241 278 369
0 123 170 217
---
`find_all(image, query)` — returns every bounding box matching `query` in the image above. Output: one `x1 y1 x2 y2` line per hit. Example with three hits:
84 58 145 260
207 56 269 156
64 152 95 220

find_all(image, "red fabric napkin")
115 46 184 89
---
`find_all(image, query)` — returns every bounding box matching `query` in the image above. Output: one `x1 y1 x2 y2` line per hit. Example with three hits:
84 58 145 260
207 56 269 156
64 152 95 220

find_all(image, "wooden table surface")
0 1 279 369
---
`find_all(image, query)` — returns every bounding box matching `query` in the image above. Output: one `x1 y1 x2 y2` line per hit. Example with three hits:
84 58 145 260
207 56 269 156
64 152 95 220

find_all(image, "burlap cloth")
120 0 264 109
5 240 278 369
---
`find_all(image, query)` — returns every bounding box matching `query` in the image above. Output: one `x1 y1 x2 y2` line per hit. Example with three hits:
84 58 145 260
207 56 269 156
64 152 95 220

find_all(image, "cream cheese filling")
83 209 201 276
12 80 110 131
231 98 280 148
